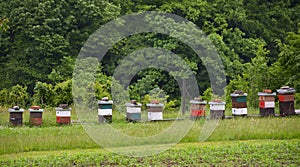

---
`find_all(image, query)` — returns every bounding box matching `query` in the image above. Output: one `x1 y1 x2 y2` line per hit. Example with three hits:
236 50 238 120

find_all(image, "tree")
276 23 300 90
226 45 270 107
0 0 121 90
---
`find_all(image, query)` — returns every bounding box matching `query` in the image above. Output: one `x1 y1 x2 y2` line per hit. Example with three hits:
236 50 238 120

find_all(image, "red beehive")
190 97 206 119
56 104 71 124
277 86 295 116
278 94 294 102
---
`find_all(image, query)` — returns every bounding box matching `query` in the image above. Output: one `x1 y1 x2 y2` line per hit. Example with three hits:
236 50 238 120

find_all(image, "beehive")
147 100 163 121
29 106 44 126
258 90 276 117
125 100 142 122
209 100 226 119
231 90 247 116
8 106 24 126
56 104 71 124
98 97 113 123
190 97 206 119
277 86 295 116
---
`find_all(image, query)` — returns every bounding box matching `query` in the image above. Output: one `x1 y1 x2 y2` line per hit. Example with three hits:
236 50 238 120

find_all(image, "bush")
33 81 54 107
52 80 72 106
295 93 300 109
9 84 29 107
0 88 9 107
164 100 180 112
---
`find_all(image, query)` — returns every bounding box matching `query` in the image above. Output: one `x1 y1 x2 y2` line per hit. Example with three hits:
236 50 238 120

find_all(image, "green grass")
1 106 300 166
0 139 299 166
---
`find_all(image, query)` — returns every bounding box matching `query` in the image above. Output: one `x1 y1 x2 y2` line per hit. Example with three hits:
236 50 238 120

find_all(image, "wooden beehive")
209 100 226 119
125 100 142 122
146 101 163 121
8 106 25 126
231 90 247 116
56 105 71 124
98 98 113 123
190 97 206 119
258 91 276 117
277 86 295 116
29 106 44 126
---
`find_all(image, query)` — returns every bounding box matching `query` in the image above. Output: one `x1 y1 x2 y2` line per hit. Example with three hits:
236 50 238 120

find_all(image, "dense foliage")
0 0 299 108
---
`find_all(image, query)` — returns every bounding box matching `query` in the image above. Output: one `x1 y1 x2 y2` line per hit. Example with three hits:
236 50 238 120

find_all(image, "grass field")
0 106 300 166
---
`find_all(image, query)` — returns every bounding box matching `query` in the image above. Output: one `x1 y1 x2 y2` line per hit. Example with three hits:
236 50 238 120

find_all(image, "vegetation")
1 140 300 166
0 0 299 109
1 0 300 166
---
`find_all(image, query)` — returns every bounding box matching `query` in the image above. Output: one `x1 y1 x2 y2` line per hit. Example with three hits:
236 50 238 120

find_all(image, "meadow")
0 106 300 166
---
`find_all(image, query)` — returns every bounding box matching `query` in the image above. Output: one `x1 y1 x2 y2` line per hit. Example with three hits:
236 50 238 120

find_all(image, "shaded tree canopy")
0 0 299 107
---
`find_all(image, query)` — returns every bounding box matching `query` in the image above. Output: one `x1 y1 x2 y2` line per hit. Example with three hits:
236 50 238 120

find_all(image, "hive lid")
29 108 44 112
98 100 113 104
190 97 206 104
258 92 276 96
230 90 247 97
59 104 69 109
190 100 207 104
230 93 247 97
30 106 41 110
55 107 71 111
146 103 164 107
125 102 142 107
277 86 295 94
208 101 226 105
8 108 25 112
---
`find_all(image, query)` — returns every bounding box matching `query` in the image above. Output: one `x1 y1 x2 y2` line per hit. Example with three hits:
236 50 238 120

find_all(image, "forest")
0 0 299 109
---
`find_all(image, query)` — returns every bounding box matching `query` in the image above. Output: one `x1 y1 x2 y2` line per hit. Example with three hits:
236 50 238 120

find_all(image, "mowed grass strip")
0 139 299 166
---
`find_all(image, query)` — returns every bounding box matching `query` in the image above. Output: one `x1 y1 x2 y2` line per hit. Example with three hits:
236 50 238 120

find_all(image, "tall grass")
0 106 300 155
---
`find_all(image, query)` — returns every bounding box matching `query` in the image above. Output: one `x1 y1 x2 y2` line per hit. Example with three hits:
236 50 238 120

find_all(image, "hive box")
232 108 247 115
209 101 226 119
259 101 275 108
231 92 247 116
125 102 142 122
8 108 25 126
232 102 247 108
146 103 163 121
277 87 295 116
259 108 275 117
278 94 294 102
98 100 113 123
56 108 71 124
259 96 275 102
279 101 295 116
190 99 206 119
29 106 44 126
209 102 226 111
258 92 276 117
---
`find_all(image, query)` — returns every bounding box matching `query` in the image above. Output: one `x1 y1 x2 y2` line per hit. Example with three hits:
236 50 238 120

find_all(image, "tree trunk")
182 79 186 115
